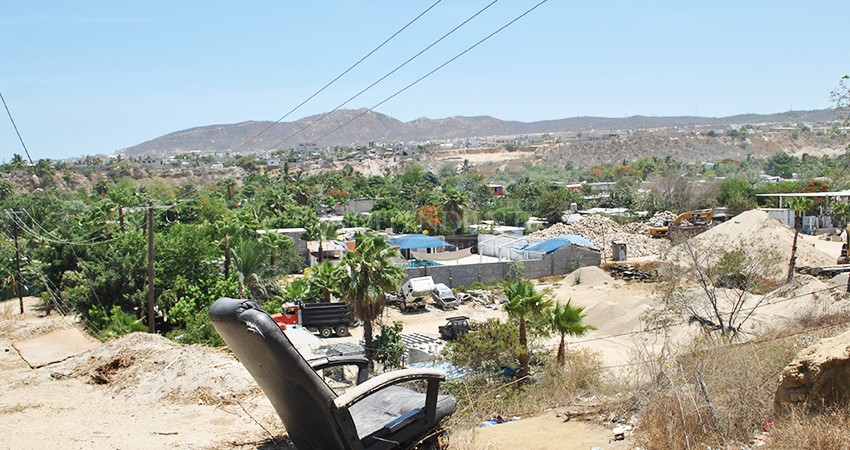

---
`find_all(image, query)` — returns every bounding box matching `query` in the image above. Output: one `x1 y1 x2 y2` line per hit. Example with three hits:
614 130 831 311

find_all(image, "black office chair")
209 297 456 449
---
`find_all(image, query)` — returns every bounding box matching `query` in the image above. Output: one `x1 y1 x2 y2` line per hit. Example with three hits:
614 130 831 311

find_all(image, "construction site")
2 208 850 449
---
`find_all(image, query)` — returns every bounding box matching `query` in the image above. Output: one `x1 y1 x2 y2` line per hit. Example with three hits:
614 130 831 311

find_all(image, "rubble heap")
530 215 666 259
649 211 677 227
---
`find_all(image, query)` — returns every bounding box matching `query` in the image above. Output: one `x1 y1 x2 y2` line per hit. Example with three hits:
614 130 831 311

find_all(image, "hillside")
120 108 840 157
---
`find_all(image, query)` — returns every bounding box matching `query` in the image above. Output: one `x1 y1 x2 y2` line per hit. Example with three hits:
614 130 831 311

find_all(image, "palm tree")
259 232 286 268
504 280 552 377
232 238 269 299
832 201 850 229
335 233 405 365
212 213 243 279
443 187 468 233
550 301 595 366
786 197 814 281
9 153 26 171
222 178 237 206
302 220 338 264
309 261 340 302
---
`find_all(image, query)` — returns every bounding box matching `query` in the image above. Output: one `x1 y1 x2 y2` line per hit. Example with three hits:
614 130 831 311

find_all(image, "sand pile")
689 209 836 267
563 266 615 286
55 332 260 404
530 215 665 259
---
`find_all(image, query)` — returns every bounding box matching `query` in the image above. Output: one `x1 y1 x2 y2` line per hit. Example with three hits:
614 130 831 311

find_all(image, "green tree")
231 238 271 299
504 280 552 377
537 189 573 225
335 233 405 365
372 321 406 370
549 301 594 366
832 202 850 229
308 261 340 303
211 213 243 279
444 319 522 374
442 187 468 232
301 220 338 264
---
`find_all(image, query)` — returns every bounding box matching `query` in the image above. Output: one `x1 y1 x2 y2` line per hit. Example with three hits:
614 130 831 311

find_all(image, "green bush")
372 321 406 370
88 305 147 340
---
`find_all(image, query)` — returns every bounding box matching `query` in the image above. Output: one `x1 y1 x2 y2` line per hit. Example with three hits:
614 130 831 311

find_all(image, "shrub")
372 321 406 370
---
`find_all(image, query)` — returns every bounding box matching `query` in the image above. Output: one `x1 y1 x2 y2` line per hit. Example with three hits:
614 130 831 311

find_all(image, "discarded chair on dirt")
209 297 456 450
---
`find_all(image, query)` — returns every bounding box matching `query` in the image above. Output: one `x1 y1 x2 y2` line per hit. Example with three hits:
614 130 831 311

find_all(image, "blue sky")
1 1 848 162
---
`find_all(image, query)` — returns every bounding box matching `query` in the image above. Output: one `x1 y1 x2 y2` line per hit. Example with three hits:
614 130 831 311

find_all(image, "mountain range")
120 108 840 156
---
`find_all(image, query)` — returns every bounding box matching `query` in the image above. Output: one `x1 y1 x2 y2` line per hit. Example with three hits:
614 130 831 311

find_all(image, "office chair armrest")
311 356 369 385
333 368 445 418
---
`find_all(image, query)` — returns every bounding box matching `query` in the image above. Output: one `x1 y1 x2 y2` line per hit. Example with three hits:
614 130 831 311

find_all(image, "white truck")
399 276 435 312
431 283 459 310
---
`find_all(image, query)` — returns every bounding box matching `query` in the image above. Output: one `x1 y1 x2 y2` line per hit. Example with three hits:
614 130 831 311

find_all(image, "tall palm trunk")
518 316 529 376
224 237 231 279
788 216 800 282
363 320 374 363
557 334 566 366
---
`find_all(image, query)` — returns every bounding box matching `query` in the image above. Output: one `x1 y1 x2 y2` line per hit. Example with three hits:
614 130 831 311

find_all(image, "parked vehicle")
431 283 459 310
399 276 434 312
271 301 357 338
438 316 470 341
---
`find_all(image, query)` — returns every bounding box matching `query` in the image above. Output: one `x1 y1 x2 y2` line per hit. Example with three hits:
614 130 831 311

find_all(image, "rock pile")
649 211 677 227
530 215 666 259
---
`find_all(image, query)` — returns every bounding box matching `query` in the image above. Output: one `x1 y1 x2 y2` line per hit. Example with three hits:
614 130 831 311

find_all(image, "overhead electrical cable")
230 0 445 153
312 0 549 143
266 0 502 151
0 91 36 167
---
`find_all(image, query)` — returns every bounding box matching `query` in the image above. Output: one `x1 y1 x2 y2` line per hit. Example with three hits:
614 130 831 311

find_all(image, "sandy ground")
2 211 848 449
0 298 286 450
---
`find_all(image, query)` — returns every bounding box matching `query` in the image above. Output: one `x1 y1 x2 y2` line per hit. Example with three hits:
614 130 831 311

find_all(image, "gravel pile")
623 221 650 235
649 211 677 226
530 215 666 259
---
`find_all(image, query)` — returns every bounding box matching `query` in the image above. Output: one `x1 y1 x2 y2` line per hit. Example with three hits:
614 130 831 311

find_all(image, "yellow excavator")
649 208 715 239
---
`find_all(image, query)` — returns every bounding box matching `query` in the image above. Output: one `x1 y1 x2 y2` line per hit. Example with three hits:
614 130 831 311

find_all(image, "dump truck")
649 208 715 239
399 276 434 311
431 283 459 310
270 301 357 338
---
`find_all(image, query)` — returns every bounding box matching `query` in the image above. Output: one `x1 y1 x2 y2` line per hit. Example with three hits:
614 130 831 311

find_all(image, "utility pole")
146 201 155 333
11 211 23 315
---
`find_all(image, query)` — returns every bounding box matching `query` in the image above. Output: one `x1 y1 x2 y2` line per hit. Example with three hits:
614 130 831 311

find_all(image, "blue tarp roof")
519 235 597 253
389 234 456 250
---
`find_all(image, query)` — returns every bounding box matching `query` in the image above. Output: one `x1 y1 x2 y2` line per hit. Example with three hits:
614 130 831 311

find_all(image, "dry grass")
770 407 850 450
632 336 797 449
446 348 604 429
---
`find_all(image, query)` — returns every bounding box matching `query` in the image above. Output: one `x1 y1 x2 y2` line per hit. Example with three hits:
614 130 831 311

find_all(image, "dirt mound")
564 266 615 286
54 332 260 405
690 210 835 267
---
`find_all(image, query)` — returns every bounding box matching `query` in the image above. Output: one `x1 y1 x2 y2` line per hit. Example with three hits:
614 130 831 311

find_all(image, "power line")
309 0 549 144
266 0 503 151
0 90 36 167
231 0 445 154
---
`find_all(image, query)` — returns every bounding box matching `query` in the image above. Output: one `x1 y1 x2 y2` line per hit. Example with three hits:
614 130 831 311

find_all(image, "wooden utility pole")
146 201 156 333
11 211 23 315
